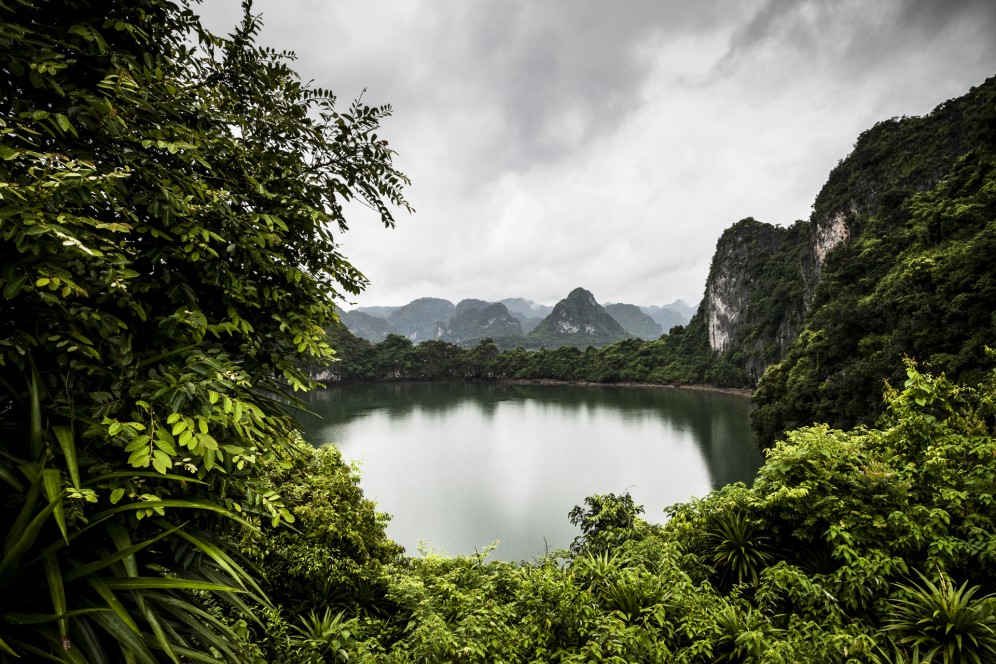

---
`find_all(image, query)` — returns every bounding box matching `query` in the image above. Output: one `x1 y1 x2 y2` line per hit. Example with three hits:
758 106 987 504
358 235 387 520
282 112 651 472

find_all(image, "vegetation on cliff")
753 78 996 443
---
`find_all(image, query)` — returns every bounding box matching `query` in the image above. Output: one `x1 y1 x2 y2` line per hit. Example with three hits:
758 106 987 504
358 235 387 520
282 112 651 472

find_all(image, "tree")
0 0 410 660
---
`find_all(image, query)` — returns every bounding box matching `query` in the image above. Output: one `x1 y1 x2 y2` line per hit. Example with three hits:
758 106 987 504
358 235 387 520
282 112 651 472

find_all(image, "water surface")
299 382 762 561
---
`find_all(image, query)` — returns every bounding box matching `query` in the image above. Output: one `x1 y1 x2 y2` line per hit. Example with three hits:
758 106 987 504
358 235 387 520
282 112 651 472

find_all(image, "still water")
298 382 762 562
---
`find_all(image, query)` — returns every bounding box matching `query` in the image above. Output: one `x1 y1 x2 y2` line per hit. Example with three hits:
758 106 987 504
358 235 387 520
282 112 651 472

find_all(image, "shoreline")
502 378 754 398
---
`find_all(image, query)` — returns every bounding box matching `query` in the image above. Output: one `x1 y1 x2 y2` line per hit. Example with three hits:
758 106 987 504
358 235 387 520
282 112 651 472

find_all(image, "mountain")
603 303 662 340
337 309 392 342
499 298 554 319
439 302 523 343
640 301 694 332
387 297 455 343
499 298 553 333
353 305 401 319
749 76 996 442
527 288 631 347
453 299 491 316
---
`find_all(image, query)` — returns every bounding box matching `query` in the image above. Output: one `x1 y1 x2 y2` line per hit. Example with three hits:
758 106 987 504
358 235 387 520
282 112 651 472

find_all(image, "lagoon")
298 382 762 562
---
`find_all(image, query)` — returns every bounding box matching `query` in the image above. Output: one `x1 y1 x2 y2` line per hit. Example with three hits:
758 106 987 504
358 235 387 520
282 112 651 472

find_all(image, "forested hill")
749 75 996 441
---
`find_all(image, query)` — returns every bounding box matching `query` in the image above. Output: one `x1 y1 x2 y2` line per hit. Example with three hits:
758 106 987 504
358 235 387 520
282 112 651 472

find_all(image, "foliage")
704 510 774 587
272 360 996 662
752 76 996 444
0 0 409 660
568 492 645 555
235 445 402 618
885 570 996 664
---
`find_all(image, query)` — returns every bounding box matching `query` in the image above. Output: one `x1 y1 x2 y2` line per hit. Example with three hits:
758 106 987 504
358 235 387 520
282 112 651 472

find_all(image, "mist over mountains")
339 291 693 348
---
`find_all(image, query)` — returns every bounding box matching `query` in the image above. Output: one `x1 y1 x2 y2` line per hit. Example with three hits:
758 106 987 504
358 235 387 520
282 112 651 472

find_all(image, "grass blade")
0 493 58 585
0 634 18 656
28 364 42 462
43 552 70 652
53 425 80 489
169 525 264 595
102 577 246 593
63 526 181 582
90 611 158 664
89 577 140 634
41 468 68 543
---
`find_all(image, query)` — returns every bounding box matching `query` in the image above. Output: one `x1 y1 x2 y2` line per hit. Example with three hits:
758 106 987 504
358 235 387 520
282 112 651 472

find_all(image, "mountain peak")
527 288 630 347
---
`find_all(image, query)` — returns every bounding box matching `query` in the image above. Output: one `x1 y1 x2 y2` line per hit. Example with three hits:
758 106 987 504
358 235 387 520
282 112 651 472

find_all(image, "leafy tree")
0 0 409 660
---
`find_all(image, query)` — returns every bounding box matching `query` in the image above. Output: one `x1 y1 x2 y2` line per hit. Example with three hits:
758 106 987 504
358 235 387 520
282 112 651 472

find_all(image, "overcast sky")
196 0 996 309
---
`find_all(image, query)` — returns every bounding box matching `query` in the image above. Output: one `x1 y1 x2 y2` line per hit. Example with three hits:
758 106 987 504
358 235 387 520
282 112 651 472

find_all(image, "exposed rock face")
801 207 856 306
703 219 792 354
812 212 850 270
528 287 630 347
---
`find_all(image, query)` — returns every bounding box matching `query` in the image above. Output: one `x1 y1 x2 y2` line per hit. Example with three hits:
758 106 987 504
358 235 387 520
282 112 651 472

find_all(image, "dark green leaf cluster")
0 0 410 660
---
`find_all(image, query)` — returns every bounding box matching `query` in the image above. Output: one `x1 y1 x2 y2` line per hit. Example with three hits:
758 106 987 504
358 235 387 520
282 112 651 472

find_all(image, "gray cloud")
194 0 996 308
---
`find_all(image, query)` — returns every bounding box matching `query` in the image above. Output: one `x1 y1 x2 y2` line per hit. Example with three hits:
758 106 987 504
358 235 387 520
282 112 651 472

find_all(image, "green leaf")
64 527 180 582
41 468 68 543
2 273 25 299
102 577 246 593
53 426 80 489
0 492 58 585
89 577 140 634
89 610 158 664
42 553 69 651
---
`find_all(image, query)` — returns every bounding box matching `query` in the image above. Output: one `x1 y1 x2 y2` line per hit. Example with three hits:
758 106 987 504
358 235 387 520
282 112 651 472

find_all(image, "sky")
196 0 996 310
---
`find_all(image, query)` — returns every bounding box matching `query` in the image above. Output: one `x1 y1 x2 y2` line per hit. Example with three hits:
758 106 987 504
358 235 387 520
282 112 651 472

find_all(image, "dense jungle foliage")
0 0 410 660
313 316 740 387
249 361 996 663
4 1 996 662
752 78 996 443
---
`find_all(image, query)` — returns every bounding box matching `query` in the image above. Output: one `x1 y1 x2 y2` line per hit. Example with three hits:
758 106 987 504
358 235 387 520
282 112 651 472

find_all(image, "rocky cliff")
695 218 807 382
673 76 996 443
692 77 996 398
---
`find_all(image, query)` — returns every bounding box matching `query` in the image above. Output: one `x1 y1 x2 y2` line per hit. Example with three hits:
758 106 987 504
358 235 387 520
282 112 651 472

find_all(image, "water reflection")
298 382 762 562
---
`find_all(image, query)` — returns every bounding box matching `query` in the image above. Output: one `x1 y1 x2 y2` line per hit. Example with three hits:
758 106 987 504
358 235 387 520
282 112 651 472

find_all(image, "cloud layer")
197 0 996 308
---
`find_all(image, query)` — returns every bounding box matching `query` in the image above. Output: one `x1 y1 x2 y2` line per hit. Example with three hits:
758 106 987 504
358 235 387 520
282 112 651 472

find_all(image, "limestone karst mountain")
526 287 630 348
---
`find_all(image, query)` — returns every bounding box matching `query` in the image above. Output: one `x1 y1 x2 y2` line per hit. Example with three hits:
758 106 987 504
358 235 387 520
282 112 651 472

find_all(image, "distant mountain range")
339 290 693 349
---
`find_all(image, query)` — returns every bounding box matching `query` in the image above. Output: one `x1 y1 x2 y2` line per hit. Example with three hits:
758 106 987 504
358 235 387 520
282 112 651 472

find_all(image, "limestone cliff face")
692 81 982 387
693 218 809 383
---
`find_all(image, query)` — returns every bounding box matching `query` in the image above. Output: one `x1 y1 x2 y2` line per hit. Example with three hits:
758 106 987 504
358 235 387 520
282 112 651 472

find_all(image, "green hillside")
527 287 631 348
752 76 996 443
604 303 663 340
